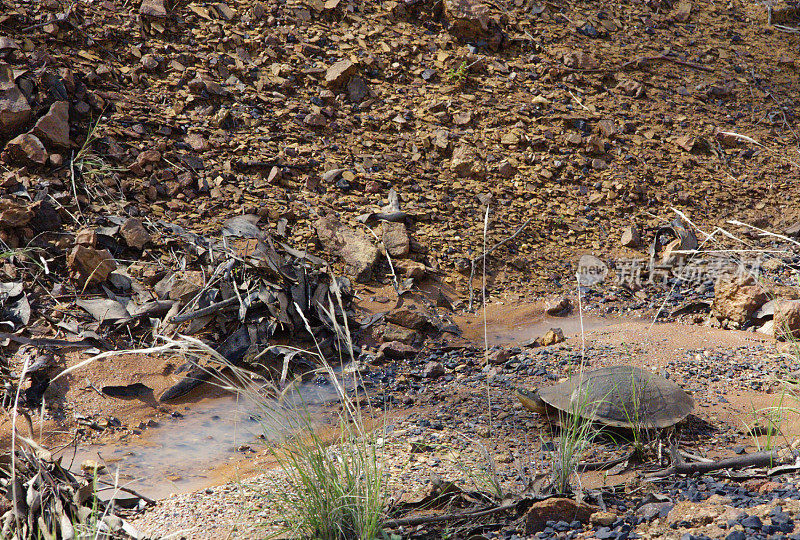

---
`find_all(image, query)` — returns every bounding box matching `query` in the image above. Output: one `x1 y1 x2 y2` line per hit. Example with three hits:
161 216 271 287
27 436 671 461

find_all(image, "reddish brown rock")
443 0 498 40
620 225 641 248
120 217 151 250
423 361 445 378
3 133 47 166
325 59 357 88
381 221 410 258
32 101 70 148
712 276 769 326
773 299 800 340
67 245 117 286
0 199 34 228
525 498 599 534
395 259 428 280
382 323 418 345
140 0 168 17
386 304 429 330
314 214 378 283
0 63 31 137
75 229 98 247
545 296 572 316
378 341 419 360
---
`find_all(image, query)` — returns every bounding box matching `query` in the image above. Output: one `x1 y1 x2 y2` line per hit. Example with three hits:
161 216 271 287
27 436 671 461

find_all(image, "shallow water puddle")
457 303 617 347
57 382 340 501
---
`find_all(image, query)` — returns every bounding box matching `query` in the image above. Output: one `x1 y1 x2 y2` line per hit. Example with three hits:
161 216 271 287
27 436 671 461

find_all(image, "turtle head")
515 387 547 414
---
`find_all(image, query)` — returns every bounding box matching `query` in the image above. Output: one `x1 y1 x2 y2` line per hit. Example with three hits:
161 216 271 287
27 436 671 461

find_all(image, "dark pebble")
741 515 763 529
595 527 615 539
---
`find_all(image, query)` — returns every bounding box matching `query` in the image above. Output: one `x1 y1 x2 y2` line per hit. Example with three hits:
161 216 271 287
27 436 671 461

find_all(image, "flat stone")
0 198 34 227
32 101 70 148
386 304 429 330
378 341 419 359
325 59 357 88
381 221 410 258
3 133 47 166
383 323 418 345
119 217 151 250
590 511 617 526
322 168 346 183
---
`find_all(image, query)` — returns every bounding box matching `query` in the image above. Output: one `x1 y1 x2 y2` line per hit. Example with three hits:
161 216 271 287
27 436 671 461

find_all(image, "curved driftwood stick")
652 450 780 477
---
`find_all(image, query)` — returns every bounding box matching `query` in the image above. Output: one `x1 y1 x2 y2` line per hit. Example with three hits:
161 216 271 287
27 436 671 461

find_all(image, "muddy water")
58 382 340 501
458 303 617 346
61 303 621 501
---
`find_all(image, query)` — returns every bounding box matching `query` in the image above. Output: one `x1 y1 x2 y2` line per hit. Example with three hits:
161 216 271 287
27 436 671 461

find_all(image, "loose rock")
525 498 599 534
315 214 378 283
67 245 117 286
0 63 31 136
3 133 47 166
32 101 70 148
711 276 769 326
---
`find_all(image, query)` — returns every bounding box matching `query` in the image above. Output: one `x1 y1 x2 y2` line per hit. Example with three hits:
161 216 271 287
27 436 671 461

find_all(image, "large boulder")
711 276 769 327
315 214 378 283
773 299 800 341
525 498 599 534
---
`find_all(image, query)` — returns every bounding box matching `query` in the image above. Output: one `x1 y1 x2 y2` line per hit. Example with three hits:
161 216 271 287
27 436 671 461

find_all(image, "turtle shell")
537 365 693 429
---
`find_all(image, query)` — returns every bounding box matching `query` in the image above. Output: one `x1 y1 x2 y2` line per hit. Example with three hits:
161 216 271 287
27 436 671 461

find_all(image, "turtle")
515 365 694 429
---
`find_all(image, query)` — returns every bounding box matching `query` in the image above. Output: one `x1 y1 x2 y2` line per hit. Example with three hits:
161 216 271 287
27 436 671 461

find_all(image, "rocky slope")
2 0 799 294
